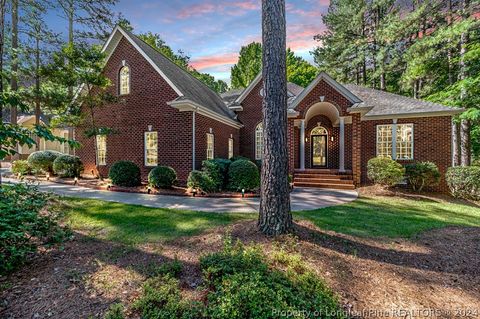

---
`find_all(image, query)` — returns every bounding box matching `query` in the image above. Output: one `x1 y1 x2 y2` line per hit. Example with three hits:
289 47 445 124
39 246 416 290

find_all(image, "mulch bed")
1 219 479 319
10 174 260 198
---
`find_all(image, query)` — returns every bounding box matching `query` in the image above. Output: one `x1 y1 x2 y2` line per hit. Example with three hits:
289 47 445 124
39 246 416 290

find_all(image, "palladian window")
145 132 158 166
207 133 214 160
96 135 107 166
119 66 130 95
255 123 263 160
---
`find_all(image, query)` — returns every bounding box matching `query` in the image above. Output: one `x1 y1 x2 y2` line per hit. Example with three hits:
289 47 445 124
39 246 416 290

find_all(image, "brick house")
76 26 462 192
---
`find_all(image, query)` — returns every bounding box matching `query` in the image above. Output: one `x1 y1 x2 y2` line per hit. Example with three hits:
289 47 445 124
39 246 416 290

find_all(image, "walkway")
4 178 358 213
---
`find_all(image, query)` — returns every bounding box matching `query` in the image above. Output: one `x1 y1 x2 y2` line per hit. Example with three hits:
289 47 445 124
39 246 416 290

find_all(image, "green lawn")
63 198 255 244
296 196 480 238
63 196 480 244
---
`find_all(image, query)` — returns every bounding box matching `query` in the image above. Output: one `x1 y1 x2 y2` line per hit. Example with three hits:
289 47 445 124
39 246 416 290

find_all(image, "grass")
296 195 480 238
63 198 255 244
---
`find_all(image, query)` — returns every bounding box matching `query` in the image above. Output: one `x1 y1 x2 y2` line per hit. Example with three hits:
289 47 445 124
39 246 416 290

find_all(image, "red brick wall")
76 36 239 184
194 113 240 169
237 80 264 160
361 116 452 192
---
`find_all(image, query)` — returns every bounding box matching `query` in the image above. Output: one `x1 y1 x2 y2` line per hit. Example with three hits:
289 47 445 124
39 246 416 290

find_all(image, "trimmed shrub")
446 166 480 200
108 161 141 187
187 170 216 193
227 159 260 192
27 150 62 173
202 158 231 191
367 157 405 187
231 155 250 162
0 184 67 274
148 166 177 189
405 162 441 192
52 155 84 178
12 160 31 175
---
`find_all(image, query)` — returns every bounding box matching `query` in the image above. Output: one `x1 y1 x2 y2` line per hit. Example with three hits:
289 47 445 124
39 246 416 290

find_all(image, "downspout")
192 108 197 171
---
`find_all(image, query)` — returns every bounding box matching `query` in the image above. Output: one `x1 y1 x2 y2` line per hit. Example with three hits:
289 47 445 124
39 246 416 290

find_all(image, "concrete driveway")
4 178 358 213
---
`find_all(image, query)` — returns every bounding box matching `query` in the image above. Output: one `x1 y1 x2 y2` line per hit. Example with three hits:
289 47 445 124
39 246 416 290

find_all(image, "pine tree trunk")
459 0 470 166
35 36 41 151
0 0 5 186
452 120 461 166
461 119 471 166
10 0 18 125
258 0 292 236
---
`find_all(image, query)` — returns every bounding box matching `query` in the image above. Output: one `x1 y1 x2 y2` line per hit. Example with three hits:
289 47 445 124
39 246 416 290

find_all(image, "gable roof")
344 84 463 118
103 26 237 122
289 72 362 110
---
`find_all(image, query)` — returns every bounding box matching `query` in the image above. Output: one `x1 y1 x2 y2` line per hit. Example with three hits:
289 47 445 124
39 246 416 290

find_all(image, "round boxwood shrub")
367 157 405 187
227 159 260 192
148 166 177 189
187 170 216 193
405 161 441 192
27 150 62 173
12 160 31 175
108 160 141 187
52 155 84 178
446 166 480 200
202 158 231 191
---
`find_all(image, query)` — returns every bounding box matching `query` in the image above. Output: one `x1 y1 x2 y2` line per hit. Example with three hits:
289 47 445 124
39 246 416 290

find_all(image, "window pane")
376 125 392 158
120 66 130 95
207 134 214 160
396 124 413 160
228 138 234 159
255 123 263 160
96 135 107 165
145 132 158 166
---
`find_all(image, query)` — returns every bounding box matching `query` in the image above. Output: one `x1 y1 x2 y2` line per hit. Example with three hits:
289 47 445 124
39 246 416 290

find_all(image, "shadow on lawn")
0 232 202 319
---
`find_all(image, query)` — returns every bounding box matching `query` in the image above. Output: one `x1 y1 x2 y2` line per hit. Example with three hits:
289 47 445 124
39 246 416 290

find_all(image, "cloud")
190 52 239 70
177 1 259 19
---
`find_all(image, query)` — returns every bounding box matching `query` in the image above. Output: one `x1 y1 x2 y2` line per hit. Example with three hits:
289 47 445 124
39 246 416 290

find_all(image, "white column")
392 119 397 160
300 119 305 170
339 117 345 173
192 111 196 170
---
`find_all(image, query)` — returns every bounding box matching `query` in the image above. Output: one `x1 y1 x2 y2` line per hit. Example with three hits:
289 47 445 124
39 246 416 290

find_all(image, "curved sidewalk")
5 178 358 213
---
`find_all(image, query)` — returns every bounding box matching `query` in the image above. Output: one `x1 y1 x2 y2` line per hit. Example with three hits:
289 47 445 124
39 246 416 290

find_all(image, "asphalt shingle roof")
343 84 458 116
123 29 237 121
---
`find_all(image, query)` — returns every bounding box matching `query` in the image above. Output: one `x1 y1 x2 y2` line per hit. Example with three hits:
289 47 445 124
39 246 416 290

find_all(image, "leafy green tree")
231 42 263 89
231 42 318 88
46 43 116 178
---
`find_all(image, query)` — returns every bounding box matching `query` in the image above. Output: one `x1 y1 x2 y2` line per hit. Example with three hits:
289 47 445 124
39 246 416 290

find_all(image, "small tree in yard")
258 0 292 236
47 44 116 178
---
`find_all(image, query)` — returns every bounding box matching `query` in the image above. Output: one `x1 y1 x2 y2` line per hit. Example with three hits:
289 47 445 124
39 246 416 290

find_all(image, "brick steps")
293 169 355 190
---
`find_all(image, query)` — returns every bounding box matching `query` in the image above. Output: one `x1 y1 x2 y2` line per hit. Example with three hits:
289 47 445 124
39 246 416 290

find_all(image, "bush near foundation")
405 162 441 192
187 170 216 194
446 166 480 200
108 161 141 187
12 160 31 175
27 150 62 173
148 166 177 189
367 157 405 187
53 155 84 178
227 159 260 192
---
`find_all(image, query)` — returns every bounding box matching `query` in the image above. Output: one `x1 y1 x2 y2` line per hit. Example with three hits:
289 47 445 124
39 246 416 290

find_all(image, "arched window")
255 123 263 160
119 66 130 95
311 126 328 136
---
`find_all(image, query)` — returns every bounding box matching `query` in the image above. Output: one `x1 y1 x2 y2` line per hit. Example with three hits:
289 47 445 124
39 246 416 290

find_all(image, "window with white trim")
119 66 130 95
396 124 414 160
255 123 263 160
145 131 158 166
207 133 214 160
228 138 234 159
96 135 107 166
376 124 414 160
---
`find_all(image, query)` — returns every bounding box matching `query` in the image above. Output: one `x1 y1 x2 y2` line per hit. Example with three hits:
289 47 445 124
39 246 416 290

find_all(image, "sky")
114 0 330 83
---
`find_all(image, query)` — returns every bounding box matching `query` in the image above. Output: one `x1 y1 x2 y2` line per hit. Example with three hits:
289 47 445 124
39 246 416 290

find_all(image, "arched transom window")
119 66 130 95
311 126 328 136
255 123 263 160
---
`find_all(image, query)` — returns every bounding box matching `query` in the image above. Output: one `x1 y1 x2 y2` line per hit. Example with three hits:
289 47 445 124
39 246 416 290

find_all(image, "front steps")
293 169 355 190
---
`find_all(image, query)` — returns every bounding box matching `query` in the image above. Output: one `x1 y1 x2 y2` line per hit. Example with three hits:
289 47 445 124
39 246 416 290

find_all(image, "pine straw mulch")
1 219 479 319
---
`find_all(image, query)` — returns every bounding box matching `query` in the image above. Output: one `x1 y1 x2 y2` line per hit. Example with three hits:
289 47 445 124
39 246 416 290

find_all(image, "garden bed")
8 174 260 198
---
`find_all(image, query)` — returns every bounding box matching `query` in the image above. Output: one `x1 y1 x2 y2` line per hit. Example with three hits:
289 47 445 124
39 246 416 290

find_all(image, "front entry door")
311 135 327 167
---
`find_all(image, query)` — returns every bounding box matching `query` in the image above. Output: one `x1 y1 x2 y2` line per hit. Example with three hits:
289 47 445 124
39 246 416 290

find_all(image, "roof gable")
102 26 236 121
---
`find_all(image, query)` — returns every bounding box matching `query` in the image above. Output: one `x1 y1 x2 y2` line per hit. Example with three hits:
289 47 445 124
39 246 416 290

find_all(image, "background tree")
46 44 115 178
258 0 292 236
231 42 318 88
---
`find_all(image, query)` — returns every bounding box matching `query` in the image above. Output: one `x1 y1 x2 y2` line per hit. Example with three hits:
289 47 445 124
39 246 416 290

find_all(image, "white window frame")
376 124 414 160
96 135 107 166
119 65 130 95
228 138 234 159
207 133 214 160
144 131 158 167
255 123 263 160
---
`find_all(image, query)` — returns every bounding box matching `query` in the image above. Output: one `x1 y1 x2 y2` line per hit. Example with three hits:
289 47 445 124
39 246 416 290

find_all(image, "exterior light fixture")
305 137 308 143
17 172 21 179
331 136 334 142
46 173 50 181
192 188 198 197
107 183 112 190
242 189 245 198
147 186 152 194
74 177 78 185
91 169 94 176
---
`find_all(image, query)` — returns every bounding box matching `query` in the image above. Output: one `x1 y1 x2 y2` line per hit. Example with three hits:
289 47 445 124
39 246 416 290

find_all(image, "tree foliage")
231 42 318 89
